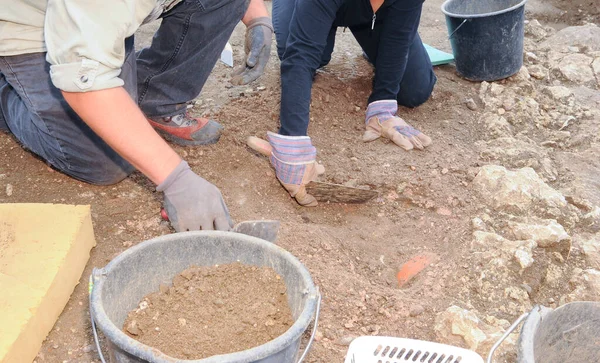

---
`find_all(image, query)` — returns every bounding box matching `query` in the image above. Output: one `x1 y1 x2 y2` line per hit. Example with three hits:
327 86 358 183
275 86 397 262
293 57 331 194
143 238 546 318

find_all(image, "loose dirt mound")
123 263 293 360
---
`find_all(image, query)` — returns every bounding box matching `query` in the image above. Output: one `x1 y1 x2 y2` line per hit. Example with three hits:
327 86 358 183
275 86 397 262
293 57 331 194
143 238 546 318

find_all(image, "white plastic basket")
344 336 484 363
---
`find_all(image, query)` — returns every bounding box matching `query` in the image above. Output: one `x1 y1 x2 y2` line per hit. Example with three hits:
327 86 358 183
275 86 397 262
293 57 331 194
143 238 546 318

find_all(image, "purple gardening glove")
231 17 273 85
157 160 233 232
363 100 432 150
267 132 324 207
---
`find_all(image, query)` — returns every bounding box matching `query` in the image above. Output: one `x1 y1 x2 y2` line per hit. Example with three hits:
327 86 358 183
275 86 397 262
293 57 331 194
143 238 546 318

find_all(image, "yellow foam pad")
0 204 96 363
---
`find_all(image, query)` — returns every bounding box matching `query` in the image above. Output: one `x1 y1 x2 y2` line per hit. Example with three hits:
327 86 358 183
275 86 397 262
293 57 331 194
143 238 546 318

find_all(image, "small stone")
138 301 149 310
465 98 478 111
497 108 506 115
528 65 547 79
82 344 94 353
159 283 170 294
344 322 355 329
336 335 357 346
155 327 160 332
126 321 140 336
52 344 59 349
490 83 505 96
441 168 449 175
436 207 452 216
213 299 225 306
354 106 361 112
396 182 407 194
525 52 539 63
514 245 535 269
180 268 194 280
409 305 425 317
314 330 324 341
5 184 13 196
122 241 133 248
178 318 187 327
472 217 486 231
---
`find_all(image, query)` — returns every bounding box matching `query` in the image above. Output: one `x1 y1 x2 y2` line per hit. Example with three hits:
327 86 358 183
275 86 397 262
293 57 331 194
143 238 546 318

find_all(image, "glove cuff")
365 100 398 124
156 160 189 192
267 131 316 164
246 16 274 32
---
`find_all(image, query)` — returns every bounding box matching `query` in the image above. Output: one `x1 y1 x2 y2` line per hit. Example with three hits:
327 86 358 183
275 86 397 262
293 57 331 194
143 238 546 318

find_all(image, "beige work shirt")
0 0 182 92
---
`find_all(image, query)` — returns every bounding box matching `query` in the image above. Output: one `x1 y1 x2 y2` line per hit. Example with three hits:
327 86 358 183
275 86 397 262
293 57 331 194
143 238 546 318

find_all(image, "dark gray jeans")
0 0 247 185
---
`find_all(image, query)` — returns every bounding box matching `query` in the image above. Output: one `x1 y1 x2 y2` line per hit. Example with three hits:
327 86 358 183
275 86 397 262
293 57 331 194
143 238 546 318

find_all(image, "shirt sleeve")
369 0 424 103
279 0 343 136
44 0 138 92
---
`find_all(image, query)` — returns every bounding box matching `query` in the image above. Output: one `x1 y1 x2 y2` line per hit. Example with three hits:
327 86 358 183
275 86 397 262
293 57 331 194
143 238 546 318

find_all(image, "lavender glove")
363 100 432 151
267 132 324 207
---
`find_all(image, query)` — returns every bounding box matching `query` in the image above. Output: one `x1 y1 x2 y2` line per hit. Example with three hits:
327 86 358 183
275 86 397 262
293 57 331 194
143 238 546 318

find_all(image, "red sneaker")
148 113 223 146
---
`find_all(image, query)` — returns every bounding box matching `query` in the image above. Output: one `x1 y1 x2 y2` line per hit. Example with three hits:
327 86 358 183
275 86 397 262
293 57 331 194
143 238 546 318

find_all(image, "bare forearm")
242 0 269 24
62 87 181 185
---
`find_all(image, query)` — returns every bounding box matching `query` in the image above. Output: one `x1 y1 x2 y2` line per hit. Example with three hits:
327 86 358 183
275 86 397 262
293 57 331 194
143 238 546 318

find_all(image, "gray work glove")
157 160 233 232
231 16 273 85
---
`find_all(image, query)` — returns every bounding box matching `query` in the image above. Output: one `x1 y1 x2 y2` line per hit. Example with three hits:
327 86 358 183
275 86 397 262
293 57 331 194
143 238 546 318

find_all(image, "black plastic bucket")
441 0 527 81
488 302 600 362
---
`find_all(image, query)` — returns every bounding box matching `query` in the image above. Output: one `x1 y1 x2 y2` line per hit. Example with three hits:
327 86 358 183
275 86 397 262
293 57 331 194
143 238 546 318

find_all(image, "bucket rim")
90 231 319 363
441 0 527 19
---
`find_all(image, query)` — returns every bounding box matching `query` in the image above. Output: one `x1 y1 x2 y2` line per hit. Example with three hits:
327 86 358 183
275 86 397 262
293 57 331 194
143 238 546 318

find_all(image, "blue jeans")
0 0 247 185
272 0 436 135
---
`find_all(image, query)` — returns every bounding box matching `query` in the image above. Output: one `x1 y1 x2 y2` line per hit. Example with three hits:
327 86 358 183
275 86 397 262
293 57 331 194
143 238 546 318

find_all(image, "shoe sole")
153 127 221 146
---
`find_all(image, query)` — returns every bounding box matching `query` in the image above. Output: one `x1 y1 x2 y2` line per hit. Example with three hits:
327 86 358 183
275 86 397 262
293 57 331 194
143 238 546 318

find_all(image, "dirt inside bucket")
122 262 294 360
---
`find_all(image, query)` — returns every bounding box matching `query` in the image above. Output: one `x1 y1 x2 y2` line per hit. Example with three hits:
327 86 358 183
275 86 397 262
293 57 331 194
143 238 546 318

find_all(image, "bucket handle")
89 271 109 363
297 287 322 363
89 272 322 363
486 312 529 363
448 19 468 39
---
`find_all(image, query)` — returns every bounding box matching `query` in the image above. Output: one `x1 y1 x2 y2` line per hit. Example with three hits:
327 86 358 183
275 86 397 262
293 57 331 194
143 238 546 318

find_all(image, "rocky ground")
0 1 598 362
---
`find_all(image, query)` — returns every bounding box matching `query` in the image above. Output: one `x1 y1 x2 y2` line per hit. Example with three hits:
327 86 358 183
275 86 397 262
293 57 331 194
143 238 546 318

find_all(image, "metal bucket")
89 231 320 363
488 302 600 362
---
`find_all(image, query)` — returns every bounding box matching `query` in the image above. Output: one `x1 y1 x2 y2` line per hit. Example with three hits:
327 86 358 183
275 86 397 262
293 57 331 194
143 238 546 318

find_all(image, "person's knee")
397 73 437 108
82 162 135 186
85 165 134 186
52 159 134 186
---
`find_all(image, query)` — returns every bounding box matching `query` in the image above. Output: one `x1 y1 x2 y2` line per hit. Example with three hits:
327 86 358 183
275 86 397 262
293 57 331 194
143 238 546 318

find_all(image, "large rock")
434 306 514 355
472 231 536 269
481 114 512 139
555 147 600 209
541 24 600 52
575 234 600 269
583 207 600 233
542 86 574 104
564 269 600 302
473 165 567 216
477 137 557 181
557 54 595 85
508 219 570 248
525 19 548 41
593 58 600 84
